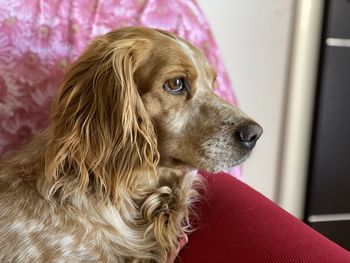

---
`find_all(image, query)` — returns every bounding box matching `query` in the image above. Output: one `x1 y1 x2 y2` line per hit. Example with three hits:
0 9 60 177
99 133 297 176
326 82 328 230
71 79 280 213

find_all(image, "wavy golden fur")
0 27 261 262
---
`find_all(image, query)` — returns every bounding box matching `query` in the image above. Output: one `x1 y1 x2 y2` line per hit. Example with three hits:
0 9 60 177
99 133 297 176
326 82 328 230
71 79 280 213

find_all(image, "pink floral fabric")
0 0 241 178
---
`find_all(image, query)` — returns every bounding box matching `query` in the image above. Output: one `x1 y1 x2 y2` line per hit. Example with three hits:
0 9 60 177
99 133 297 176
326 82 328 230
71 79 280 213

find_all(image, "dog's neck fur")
0 131 199 262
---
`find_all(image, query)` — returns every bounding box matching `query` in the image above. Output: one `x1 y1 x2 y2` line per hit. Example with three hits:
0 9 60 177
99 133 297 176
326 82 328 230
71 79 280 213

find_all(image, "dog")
0 27 262 262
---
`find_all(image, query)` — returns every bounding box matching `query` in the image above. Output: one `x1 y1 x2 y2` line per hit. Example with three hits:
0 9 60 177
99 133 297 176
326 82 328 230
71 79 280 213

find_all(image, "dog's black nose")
236 122 263 150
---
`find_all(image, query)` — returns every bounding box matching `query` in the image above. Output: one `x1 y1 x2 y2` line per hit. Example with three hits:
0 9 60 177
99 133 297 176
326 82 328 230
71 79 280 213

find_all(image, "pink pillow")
0 0 240 178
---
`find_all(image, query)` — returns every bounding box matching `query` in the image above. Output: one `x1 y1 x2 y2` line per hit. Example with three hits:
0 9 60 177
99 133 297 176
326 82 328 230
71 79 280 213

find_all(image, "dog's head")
136 29 262 172
46 27 262 195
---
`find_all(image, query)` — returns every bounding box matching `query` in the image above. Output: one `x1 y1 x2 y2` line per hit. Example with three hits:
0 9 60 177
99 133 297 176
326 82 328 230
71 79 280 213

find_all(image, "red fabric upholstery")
178 172 350 263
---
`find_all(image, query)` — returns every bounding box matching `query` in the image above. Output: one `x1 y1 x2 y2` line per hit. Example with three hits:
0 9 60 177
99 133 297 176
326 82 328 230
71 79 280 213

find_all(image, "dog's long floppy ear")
43 31 159 202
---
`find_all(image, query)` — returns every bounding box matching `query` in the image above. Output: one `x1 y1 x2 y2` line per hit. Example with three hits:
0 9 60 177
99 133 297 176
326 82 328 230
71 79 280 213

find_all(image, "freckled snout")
235 121 263 151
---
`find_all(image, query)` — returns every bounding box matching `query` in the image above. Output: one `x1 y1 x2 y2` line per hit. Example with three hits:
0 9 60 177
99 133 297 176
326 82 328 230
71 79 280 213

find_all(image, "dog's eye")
163 77 187 94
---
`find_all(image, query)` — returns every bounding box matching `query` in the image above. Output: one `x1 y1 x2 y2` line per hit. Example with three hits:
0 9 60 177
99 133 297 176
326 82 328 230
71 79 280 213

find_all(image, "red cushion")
178 172 350 262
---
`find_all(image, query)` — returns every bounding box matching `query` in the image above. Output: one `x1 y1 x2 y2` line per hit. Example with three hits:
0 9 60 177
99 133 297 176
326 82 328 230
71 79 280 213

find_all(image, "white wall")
277 0 324 218
197 0 295 201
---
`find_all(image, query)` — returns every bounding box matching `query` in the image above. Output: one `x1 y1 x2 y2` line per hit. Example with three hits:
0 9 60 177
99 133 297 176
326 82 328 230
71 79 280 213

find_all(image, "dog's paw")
139 169 196 251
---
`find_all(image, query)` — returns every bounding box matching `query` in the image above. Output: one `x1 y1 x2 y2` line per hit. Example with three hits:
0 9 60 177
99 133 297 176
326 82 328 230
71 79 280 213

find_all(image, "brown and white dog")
0 27 262 262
